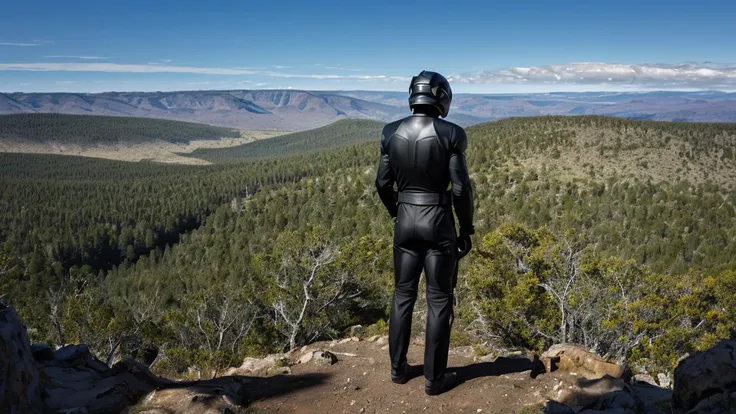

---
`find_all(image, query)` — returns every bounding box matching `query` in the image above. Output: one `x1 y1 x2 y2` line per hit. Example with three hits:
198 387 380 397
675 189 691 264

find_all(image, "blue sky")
1 0 735 93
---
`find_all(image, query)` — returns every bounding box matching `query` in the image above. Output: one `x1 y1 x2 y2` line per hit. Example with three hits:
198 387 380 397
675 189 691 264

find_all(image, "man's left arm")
375 131 398 218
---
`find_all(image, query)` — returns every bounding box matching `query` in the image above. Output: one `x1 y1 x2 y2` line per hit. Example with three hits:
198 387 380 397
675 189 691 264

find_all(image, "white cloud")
0 40 53 47
0 62 409 82
186 81 224 85
262 71 409 81
310 63 363 71
321 65 363 71
273 65 292 69
0 62 261 75
8 60 732 91
451 62 736 89
0 42 41 46
45 55 109 60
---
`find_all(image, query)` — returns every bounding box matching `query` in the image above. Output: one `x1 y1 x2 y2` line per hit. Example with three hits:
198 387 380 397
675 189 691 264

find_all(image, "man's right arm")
449 126 474 236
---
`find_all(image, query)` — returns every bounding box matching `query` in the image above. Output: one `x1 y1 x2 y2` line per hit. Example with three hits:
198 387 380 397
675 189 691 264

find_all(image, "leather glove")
457 230 473 259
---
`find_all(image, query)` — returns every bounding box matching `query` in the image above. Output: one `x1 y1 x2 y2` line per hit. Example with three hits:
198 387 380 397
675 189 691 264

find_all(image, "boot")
391 361 411 384
425 372 459 396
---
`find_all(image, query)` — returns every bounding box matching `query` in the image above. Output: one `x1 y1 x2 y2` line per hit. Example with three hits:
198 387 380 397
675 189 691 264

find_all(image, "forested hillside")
0 113 241 145
468 116 736 188
1 116 735 381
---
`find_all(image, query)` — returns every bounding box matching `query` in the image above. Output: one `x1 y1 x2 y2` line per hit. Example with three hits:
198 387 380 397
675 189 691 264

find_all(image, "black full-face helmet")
408 70 453 118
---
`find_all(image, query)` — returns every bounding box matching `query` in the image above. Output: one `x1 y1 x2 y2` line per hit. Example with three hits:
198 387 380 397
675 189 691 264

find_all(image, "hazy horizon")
3 86 736 95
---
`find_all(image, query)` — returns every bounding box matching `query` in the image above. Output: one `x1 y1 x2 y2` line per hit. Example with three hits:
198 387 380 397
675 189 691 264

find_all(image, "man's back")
376 114 474 238
379 114 465 194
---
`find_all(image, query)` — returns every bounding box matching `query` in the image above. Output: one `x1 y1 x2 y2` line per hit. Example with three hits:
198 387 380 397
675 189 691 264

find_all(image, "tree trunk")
559 302 566 343
289 327 299 351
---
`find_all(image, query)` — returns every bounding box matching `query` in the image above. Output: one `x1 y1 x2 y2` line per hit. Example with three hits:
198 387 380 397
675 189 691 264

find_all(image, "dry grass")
510 126 736 189
0 130 283 165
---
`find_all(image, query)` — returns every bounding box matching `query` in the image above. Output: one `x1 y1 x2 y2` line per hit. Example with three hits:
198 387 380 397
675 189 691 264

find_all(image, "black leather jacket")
375 113 474 235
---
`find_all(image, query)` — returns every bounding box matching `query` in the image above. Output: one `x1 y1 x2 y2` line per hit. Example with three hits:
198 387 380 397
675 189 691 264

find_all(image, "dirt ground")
242 339 577 414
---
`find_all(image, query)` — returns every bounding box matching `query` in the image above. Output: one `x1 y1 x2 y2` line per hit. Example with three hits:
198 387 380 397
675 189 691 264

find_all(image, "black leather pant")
389 202 457 381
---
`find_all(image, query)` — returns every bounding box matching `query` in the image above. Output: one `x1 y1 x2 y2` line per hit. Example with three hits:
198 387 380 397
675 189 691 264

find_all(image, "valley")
0 113 283 164
0 131 282 165
1 114 735 413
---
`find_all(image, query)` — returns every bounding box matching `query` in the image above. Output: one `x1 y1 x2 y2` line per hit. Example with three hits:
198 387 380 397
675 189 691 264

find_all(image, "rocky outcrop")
546 375 637 414
542 340 736 413
6 299 736 414
40 350 250 413
542 344 629 380
540 345 673 414
0 304 250 414
673 339 736 413
134 377 249 413
41 347 164 413
0 303 45 414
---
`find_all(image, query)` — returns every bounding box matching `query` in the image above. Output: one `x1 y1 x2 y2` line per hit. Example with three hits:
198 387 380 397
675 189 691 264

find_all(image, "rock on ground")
135 378 249 413
41 348 164 413
297 350 315 364
0 303 253 414
296 349 339 366
633 374 658 386
657 372 671 389
553 375 629 409
684 390 736 414
673 339 736 412
314 350 338 365
544 400 576 413
0 304 45 414
223 355 278 376
542 344 628 380
41 351 251 414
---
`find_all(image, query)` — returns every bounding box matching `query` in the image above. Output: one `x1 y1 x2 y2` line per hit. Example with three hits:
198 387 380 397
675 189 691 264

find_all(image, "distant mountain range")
1 89 735 131
340 90 736 122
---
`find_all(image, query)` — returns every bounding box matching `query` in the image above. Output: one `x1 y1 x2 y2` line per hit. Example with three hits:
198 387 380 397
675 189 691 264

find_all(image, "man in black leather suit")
375 70 475 396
